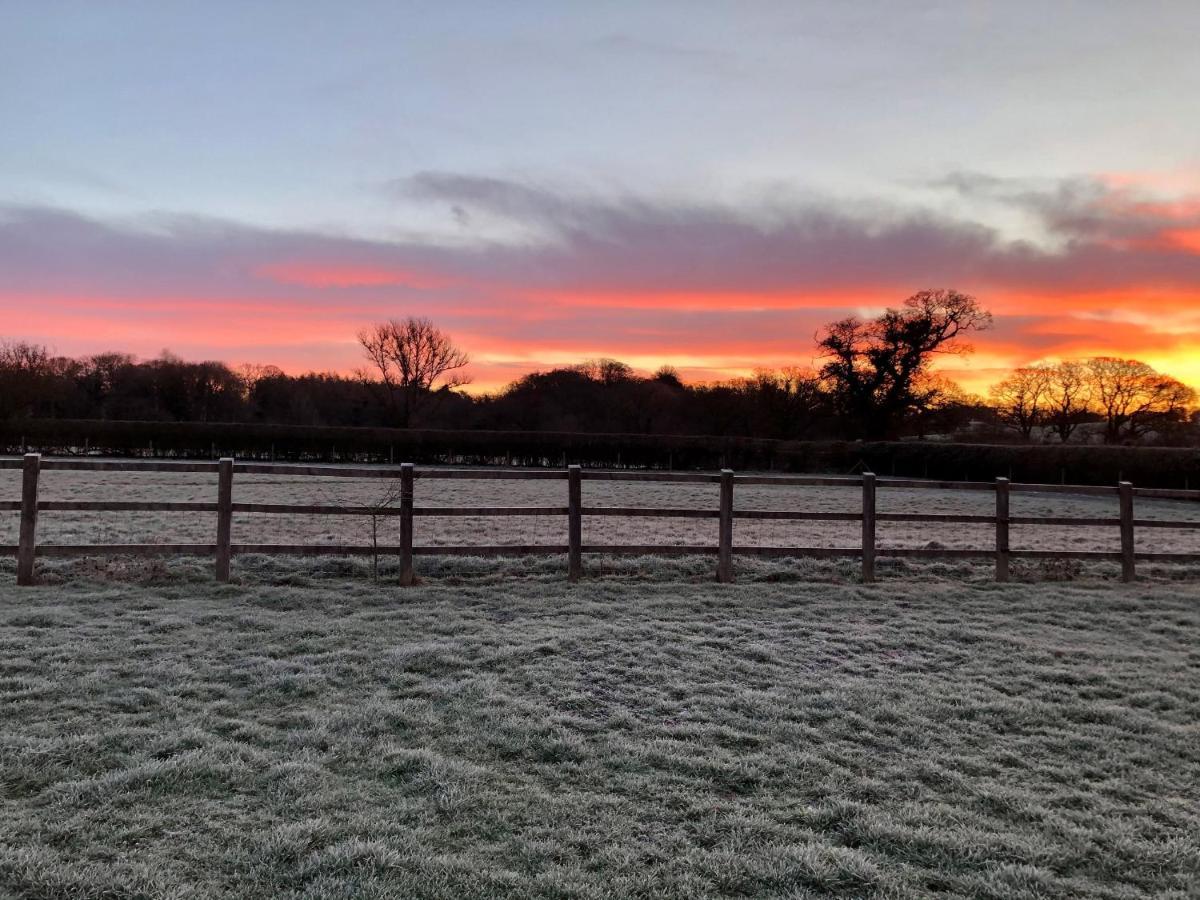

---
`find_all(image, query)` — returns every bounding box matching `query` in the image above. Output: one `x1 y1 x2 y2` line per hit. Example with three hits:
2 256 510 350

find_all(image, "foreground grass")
1 560 1198 898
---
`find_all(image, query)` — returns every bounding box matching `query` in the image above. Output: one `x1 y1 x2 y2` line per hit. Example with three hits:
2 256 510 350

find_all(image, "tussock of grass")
15 549 1200 590
1 566 1198 898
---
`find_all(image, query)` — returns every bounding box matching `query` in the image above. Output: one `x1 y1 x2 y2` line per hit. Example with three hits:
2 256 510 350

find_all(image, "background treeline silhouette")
0 346 979 439
3 289 1197 449
2 344 1197 446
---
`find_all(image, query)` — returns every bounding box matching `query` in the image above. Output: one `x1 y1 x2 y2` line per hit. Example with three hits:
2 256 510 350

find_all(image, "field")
2 469 1199 898
1 559 1198 899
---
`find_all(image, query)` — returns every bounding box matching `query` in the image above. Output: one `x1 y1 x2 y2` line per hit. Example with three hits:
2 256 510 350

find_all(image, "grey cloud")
932 169 1200 245
396 170 1200 294
4 169 1200 315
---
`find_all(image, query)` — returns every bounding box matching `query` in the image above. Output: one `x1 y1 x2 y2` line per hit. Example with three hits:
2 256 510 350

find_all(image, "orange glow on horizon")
5 283 1200 398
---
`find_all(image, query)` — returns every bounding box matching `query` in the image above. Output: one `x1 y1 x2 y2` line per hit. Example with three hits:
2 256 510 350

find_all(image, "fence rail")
4 454 1200 586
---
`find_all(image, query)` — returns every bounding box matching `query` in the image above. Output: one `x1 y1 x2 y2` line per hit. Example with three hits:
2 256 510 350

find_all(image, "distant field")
1 562 1197 898
4 467 1200 562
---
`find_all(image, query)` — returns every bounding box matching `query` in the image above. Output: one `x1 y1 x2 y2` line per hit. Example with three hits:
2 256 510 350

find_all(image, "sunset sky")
3 1 1200 394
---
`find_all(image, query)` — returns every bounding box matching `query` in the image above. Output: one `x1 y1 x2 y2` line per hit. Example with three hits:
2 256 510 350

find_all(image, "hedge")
2 418 1198 488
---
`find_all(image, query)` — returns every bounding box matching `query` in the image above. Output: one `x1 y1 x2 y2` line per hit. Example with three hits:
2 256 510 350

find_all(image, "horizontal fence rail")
3 454 1199 586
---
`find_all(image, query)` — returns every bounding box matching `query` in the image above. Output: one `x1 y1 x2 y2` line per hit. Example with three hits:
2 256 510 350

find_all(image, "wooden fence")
4 454 1200 586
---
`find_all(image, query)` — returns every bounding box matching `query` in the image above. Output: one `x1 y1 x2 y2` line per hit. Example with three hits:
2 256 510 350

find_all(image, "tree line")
988 358 1196 445
3 289 1197 445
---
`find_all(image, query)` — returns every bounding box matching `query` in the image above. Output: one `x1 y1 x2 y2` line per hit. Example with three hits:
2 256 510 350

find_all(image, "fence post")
717 469 734 583
17 453 41 586
861 471 876 583
995 477 1010 582
399 463 415 585
1119 481 1135 583
215 457 233 582
567 465 582 581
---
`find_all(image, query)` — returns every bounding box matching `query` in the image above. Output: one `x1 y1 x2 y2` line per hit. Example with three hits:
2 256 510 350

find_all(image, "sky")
2 0 1200 394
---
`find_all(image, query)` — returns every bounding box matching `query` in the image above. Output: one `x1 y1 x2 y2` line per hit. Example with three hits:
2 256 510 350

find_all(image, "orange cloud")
1161 229 1200 254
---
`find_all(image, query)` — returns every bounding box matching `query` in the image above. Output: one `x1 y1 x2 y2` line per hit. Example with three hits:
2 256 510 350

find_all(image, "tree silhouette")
1041 361 1090 443
990 365 1051 440
818 290 992 439
1084 357 1196 444
358 317 470 428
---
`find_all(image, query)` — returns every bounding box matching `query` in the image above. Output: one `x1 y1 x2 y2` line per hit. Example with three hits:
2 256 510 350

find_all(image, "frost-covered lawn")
1 558 1198 899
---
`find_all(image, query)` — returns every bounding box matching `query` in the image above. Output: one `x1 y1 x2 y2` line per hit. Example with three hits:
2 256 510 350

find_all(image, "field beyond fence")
5 454 1200 586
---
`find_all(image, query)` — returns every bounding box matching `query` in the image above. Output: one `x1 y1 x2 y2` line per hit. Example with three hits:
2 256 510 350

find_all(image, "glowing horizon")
7 282 1199 400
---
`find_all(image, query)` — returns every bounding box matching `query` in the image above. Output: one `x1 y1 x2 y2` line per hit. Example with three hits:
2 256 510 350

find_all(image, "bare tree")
653 365 684 388
910 371 977 438
989 365 1051 440
358 317 470 428
1085 357 1196 444
818 289 992 439
364 481 405 583
310 477 405 582
237 363 284 394
746 367 828 440
1042 361 1091 443
572 358 634 385
0 340 54 419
